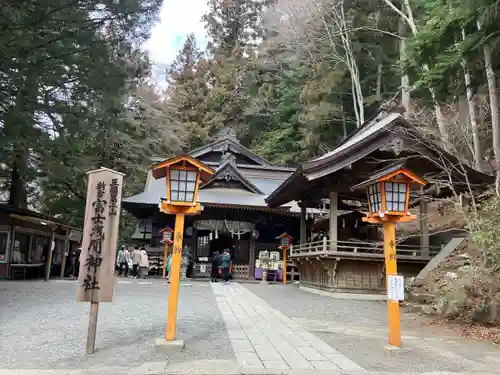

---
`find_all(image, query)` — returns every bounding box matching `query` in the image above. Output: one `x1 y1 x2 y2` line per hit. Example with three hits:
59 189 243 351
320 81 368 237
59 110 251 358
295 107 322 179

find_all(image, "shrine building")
265 104 493 293
122 129 317 280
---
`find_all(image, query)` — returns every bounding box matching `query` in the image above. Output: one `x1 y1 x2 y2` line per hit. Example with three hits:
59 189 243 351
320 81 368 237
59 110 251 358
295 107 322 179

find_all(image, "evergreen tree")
166 34 209 149
199 0 267 144
0 0 164 208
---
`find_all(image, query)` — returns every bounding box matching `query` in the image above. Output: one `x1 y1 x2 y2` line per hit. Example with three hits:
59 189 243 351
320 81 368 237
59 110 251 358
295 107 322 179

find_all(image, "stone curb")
2 369 500 375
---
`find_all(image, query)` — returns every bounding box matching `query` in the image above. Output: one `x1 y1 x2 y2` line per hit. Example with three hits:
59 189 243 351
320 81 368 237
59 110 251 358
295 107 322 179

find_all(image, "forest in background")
2 0 500 233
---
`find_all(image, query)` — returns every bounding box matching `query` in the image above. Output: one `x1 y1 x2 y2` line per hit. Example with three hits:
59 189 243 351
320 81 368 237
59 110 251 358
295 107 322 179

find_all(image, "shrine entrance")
192 219 255 279
209 233 234 255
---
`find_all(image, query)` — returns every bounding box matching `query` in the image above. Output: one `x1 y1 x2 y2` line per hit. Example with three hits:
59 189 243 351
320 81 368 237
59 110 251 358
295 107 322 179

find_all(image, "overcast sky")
145 0 208 87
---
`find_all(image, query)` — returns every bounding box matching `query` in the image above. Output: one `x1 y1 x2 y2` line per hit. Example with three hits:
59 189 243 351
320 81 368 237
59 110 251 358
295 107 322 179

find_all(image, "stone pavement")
211 282 362 371
243 284 500 373
2 279 500 374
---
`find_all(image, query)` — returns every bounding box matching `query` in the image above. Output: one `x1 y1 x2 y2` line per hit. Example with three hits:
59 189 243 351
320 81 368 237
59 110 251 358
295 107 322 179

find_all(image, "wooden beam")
300 207 307 245
329 192 338 251
45 229 56 281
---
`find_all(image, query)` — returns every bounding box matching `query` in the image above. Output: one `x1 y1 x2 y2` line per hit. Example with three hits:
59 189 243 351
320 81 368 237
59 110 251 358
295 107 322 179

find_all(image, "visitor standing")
74 247 81 280
221 249 231 284
117 246 130 277
139 248 149 279
131 246 141 277
166 253 172 283
210 251 220 282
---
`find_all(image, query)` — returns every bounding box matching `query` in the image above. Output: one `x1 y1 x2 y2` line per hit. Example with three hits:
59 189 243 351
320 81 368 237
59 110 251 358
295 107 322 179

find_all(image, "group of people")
211 248 232 283
116 246 150 279
116 246 231 282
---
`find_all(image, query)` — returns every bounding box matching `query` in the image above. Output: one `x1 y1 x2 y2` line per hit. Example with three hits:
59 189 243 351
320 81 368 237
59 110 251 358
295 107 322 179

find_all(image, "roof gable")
200 160 264 194
189 137 274 167
266 108 494 207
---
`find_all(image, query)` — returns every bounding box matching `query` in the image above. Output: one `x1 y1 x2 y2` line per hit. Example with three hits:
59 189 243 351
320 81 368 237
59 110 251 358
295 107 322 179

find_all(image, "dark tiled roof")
123 175 303 212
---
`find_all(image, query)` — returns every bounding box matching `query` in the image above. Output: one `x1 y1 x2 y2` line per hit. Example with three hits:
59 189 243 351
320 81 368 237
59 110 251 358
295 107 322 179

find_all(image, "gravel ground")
0 279 233 369
242 283 500 372
242 283 388 327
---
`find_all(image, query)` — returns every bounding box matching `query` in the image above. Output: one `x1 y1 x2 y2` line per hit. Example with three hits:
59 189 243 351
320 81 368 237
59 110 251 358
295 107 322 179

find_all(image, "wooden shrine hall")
266 105 493 293
123 129 316 280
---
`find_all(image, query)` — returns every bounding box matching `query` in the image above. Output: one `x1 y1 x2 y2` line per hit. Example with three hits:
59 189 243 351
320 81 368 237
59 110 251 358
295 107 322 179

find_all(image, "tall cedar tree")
166 33 210 149
199 0 267 145
0 0 163 209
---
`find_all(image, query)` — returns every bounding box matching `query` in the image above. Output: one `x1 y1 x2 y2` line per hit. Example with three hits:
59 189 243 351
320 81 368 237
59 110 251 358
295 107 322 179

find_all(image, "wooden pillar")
329 192 338 250
300 206 307 245
419 200 430 257
5 224 14 279
45 229 56 281
5 224 17 280
248 235 256 279
27 234 34 262
60 229 70 279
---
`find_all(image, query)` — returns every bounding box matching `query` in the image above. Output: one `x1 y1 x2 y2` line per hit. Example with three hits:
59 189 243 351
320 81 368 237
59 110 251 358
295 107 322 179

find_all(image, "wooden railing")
289 238 441 260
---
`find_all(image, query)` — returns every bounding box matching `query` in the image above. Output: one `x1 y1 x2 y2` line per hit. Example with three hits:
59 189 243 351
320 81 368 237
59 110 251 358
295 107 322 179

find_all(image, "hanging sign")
387 275 405 301
76 168 124 303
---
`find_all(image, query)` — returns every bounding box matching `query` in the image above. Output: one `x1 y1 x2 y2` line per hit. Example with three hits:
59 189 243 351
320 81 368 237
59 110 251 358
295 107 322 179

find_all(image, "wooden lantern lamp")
352 164 424 348
353 165 425 224
277 232 293 285
159 227 174 280
151 155 214 343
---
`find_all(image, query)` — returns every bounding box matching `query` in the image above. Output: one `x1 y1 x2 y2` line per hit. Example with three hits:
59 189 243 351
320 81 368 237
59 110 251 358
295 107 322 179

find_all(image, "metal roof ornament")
220 149 236 165
216 127 238 141
380 136 404 155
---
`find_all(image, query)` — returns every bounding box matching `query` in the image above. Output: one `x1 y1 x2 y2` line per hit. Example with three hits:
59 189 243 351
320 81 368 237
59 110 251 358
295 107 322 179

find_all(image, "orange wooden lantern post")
277 233 293 285
151 155 214 342
159 227 174 280
352 164 424 348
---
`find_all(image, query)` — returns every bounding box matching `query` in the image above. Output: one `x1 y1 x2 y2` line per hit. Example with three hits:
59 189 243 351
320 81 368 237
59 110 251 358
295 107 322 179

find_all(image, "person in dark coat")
221 249 231 284
211 251 220 282
73 247 81 280
186 254 194 278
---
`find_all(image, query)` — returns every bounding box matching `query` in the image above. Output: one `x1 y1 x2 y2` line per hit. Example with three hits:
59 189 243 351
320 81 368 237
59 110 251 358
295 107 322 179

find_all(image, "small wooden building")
123 129 311 280
266 107 493 293
0 204 82 280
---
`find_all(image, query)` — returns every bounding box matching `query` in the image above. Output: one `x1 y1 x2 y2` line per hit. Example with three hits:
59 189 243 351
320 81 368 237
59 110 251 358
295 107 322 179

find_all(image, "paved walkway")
211 282 362 371
3 279 500 374
244 283 500 373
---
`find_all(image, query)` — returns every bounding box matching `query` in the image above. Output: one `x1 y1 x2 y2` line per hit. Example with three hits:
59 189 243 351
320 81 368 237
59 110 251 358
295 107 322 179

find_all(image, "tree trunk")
462 60 482 170
399 16 410 117
341 102 347 140
484 42 500 194
8 160 28 208
376 63 383 103
386 0 450 148
479 21 500 193
4 90 30 209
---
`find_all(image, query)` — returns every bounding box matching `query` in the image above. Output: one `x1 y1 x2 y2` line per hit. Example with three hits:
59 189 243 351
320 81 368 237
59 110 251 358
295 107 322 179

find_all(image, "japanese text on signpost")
77 168 124 303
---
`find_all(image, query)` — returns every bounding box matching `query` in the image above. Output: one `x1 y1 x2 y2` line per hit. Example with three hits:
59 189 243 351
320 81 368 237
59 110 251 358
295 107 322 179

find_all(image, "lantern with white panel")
151 155 214 343
357 164 424 223
276 232 293 285
159 227 174 281
352 164 424 349
161 227 174 245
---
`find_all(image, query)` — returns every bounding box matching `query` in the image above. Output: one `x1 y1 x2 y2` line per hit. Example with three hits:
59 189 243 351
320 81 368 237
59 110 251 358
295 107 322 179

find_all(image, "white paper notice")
200 264 206 273
387 275 405 301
